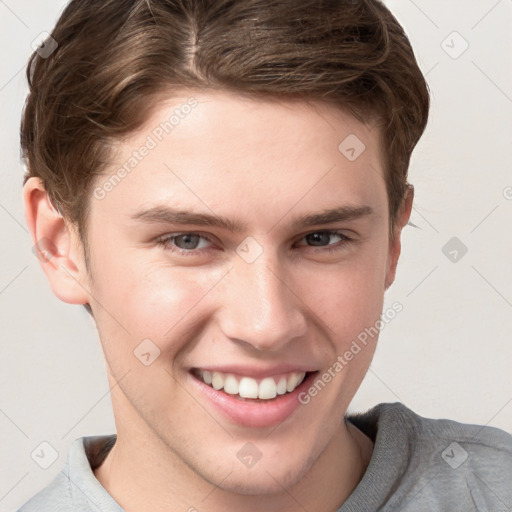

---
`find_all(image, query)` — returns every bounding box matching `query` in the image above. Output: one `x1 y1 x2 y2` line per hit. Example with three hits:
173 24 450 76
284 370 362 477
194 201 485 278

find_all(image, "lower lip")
188 371 317 428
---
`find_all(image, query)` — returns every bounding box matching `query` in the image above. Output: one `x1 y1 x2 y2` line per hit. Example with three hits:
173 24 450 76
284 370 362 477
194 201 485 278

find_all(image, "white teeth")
197 370 307 400
286 372 305 392
211 372 224 390
223 374 239 395
202 370 212 385
239 377 259 399
276 376 287 395
259 377 277 399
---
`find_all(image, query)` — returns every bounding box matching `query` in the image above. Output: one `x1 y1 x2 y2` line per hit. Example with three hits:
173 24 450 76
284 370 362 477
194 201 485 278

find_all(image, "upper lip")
191 364 318 379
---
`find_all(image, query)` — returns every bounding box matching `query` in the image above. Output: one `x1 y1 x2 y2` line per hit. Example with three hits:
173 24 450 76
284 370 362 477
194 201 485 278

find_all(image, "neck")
94 419 373 512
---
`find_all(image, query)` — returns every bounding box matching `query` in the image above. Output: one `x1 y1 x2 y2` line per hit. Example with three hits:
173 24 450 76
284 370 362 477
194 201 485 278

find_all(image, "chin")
217 467 304 496
201 450 316 497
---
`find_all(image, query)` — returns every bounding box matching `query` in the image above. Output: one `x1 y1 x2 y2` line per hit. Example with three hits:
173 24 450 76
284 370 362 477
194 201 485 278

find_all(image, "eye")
154 229 354 257
296 230 353 252
155 233 214 256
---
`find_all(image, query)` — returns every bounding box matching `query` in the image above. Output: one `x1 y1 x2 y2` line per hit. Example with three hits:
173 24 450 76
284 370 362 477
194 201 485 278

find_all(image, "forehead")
90 90 387 231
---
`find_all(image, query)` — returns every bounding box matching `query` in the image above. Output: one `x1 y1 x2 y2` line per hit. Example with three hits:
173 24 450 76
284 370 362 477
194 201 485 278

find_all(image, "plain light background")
1 0 511 510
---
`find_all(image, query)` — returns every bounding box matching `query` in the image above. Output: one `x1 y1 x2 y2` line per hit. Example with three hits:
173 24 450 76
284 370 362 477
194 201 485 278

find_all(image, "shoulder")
17 470 73 512
392 402 512 465
345 402 512 511
403 403 512 509
17 435 120 512
350 401 512 456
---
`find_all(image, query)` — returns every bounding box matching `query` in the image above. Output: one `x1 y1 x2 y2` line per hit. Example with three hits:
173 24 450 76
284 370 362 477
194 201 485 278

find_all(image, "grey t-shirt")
17 402 512 511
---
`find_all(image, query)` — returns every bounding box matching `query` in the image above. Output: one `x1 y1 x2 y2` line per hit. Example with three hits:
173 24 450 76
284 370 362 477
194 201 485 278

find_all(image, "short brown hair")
21 0 429 249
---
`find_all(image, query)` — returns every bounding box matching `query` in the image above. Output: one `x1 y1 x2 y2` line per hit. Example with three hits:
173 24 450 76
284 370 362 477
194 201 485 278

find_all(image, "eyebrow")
130 204 374 233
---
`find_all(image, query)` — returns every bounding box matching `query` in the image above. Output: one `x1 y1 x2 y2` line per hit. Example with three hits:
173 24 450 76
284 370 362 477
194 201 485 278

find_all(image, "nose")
217 252 308 352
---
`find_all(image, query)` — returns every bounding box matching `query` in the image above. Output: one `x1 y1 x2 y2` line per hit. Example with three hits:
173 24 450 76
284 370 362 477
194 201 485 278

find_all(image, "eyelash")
154 230 353 257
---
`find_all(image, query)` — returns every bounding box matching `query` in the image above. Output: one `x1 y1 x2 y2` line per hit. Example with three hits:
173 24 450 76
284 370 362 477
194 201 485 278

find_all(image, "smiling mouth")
191 369 315 401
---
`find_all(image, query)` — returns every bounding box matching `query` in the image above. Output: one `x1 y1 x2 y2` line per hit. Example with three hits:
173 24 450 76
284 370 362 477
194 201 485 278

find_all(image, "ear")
23 177 90 305
384 185 414 290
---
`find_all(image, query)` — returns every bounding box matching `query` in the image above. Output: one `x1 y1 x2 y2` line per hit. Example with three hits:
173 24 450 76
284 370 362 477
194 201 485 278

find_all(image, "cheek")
123 267 217 339
301 245 389 341
89 249 228 359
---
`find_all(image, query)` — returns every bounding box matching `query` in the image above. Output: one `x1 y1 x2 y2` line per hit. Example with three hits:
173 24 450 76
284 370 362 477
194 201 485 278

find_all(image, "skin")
24 90 413 512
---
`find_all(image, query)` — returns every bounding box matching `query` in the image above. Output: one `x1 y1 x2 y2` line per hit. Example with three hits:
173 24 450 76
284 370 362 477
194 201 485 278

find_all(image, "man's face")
82 91 401 492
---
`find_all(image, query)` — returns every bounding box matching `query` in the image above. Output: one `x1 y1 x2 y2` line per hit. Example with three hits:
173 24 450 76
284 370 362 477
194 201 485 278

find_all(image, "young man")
18 0 512 511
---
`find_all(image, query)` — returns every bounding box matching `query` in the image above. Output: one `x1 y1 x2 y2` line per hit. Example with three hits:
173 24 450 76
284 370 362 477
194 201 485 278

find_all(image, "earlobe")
385 185 414 290
23 177 90 305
